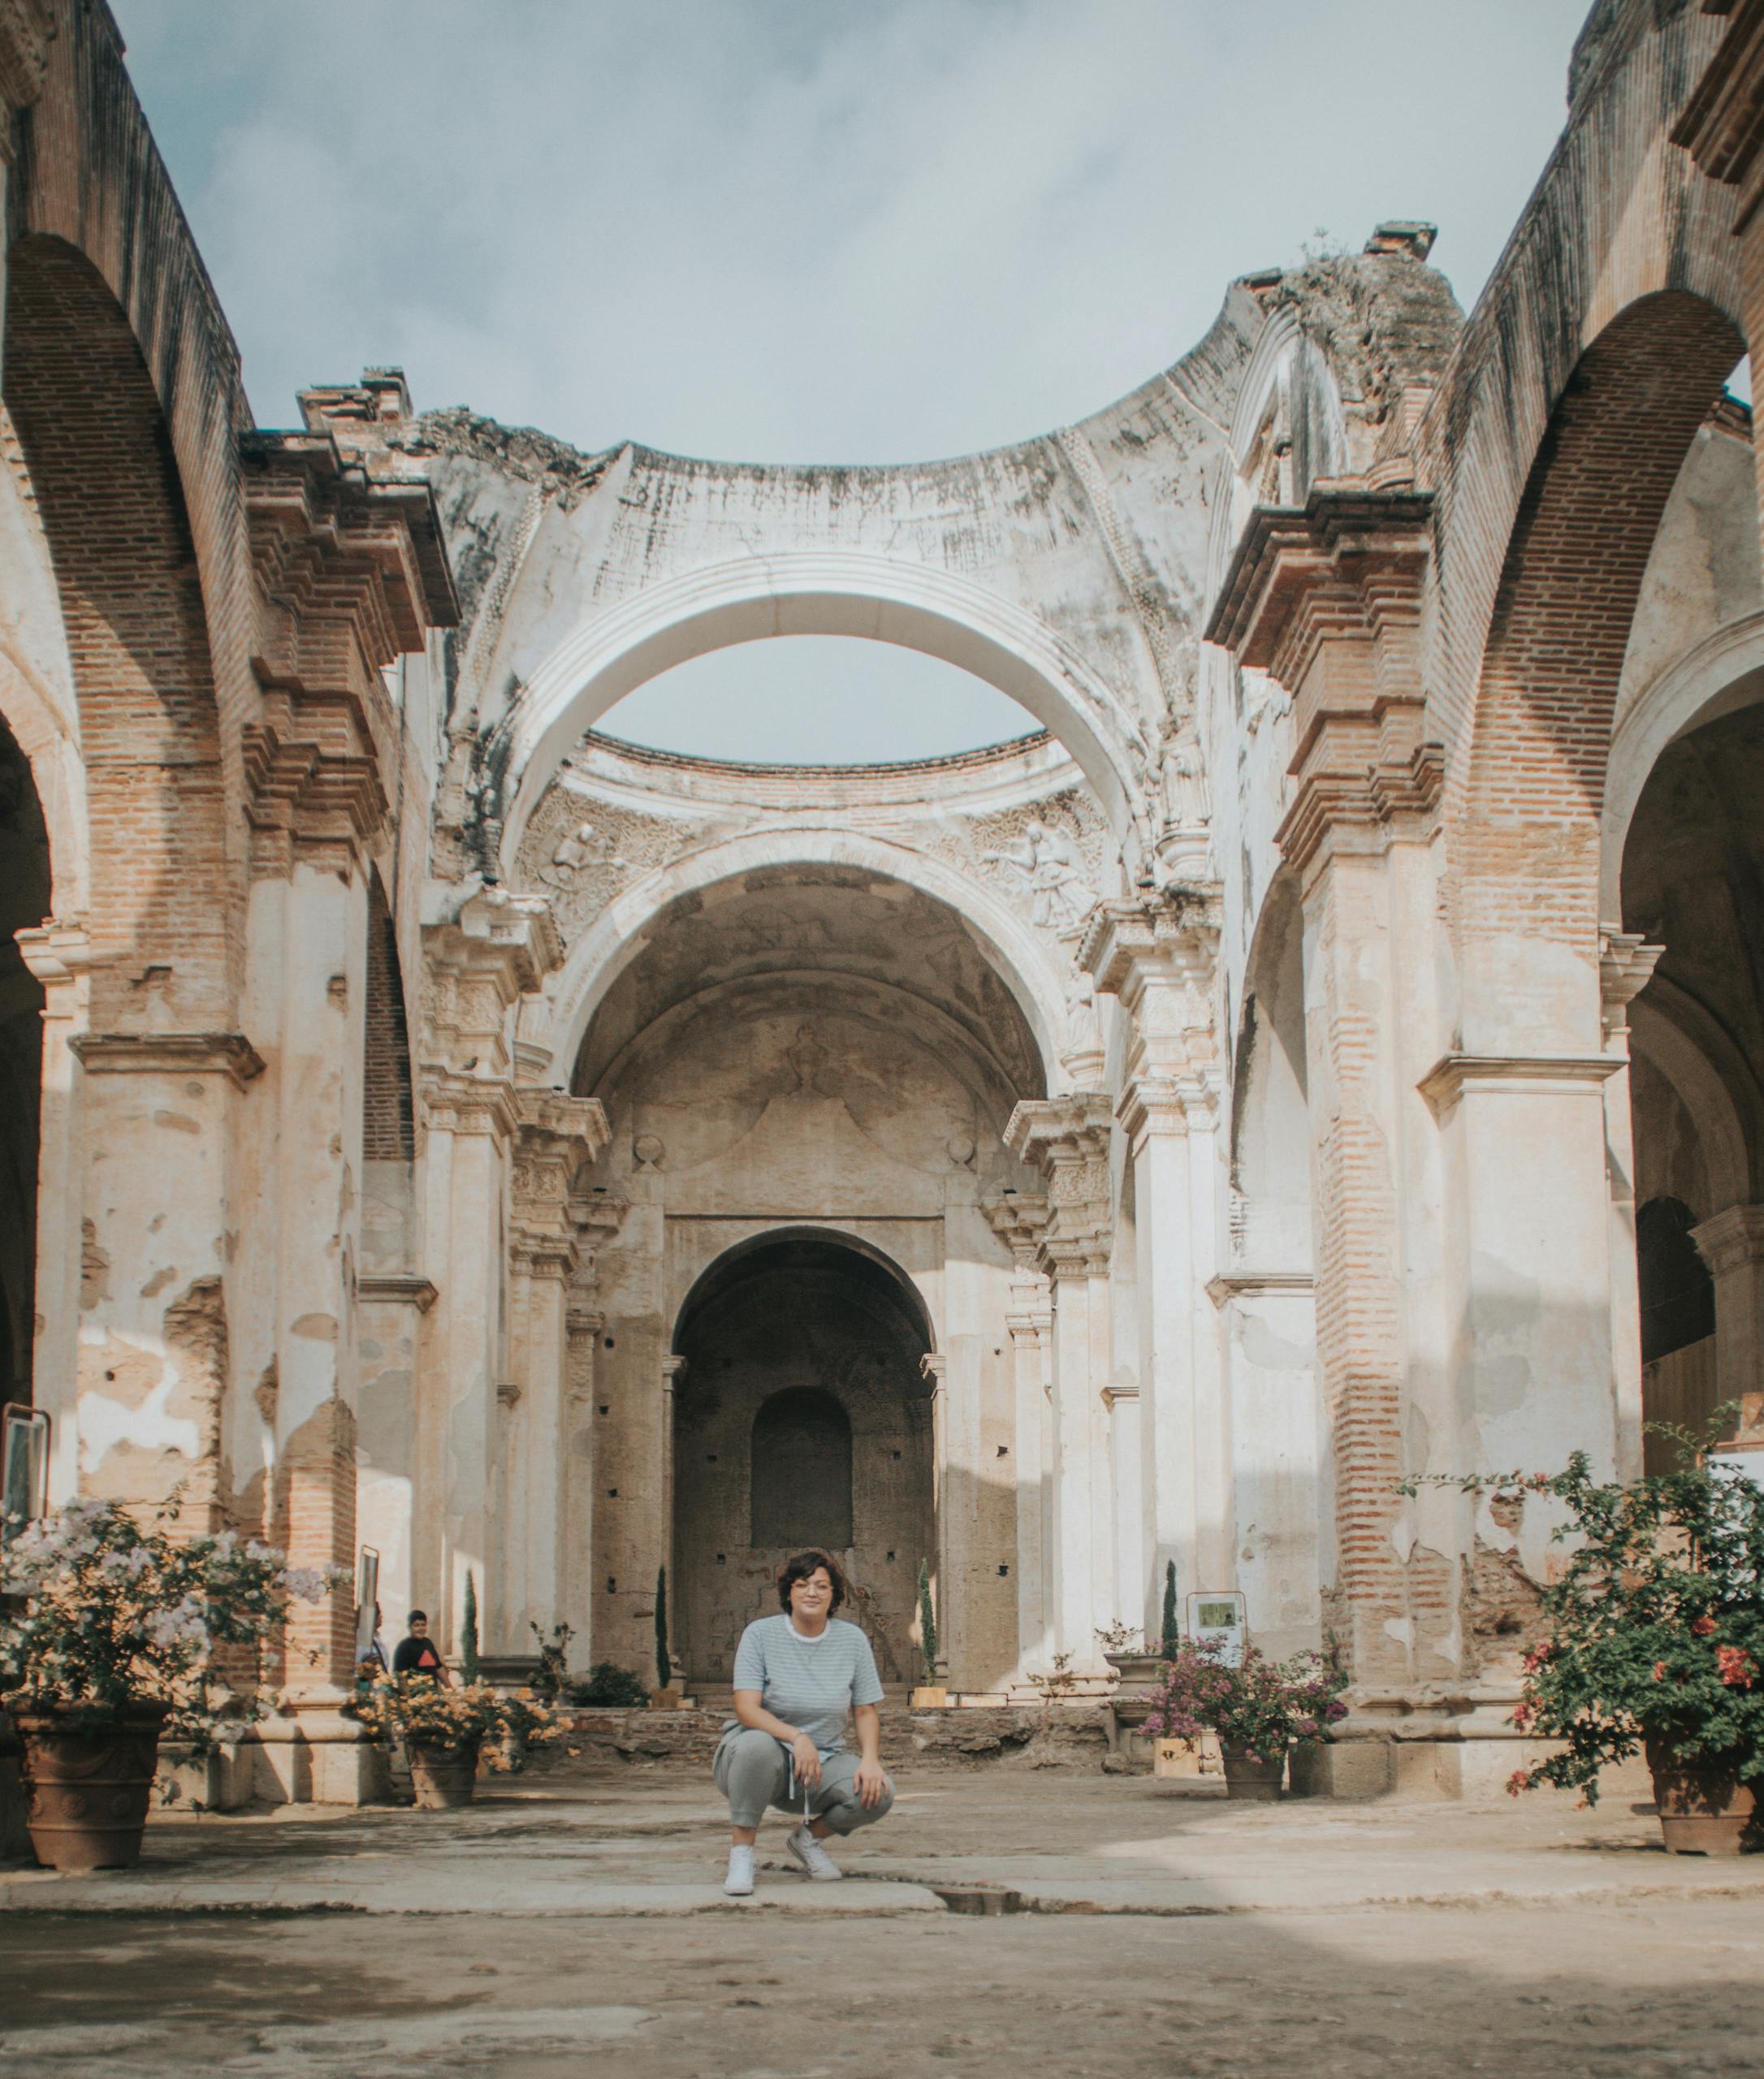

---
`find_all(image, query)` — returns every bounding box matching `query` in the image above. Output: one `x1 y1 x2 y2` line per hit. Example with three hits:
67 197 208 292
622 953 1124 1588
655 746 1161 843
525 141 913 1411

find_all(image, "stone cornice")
71 1031 266 1087
1205 1270 1315 1307
1673 0 1764 230
421 888 564 1097
241 428 458 655
1082 891 1222 1126
981 1189 1051 1263
357 1273 439 1313
1204 487 1434 689
1417 1053 1622 1119
418 1068 519 1140
244 675 389 875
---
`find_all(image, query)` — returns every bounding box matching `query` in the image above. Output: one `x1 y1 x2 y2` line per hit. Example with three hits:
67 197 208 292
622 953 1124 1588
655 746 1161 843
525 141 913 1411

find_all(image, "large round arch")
532 827 1074 1093
491 552 1157 879
668 1225 936 1689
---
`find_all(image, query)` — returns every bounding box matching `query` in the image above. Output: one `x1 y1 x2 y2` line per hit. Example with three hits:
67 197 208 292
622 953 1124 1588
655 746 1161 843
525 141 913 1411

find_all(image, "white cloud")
111 0 1592 758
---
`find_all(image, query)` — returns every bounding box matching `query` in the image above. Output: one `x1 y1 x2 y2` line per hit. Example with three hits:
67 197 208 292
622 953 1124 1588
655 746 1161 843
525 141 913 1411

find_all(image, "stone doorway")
670 1232 934 1688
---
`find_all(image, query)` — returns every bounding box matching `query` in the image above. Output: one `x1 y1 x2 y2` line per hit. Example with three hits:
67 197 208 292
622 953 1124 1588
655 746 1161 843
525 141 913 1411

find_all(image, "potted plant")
1142 1638 1346 1799
1411 1444 1763 1855
0 1494 335 1869
347 1673 558 1809
1097 1620 1166 1688
911 1558 945 1707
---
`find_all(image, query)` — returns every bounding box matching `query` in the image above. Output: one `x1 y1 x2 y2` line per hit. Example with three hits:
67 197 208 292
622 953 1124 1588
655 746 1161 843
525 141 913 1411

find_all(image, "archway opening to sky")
594 634 1041 765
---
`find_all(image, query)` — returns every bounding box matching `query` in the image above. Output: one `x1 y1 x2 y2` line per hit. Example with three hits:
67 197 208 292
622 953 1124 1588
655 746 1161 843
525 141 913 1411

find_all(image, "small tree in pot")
912 1558 945 1707
1141 1639 1346 1799
0 1495 337 1868
1407 1441 1764 1854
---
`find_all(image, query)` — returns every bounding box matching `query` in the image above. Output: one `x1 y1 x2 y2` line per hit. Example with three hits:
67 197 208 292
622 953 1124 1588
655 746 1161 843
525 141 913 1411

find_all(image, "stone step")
557 1702 1114 1770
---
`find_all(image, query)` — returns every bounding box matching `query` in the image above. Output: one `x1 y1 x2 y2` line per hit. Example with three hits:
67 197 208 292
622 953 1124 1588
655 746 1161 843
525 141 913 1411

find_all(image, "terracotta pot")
1646 1741 1761 1856
1220 1744 1284 1800
17 1705 167 1870
407 1738 481 1809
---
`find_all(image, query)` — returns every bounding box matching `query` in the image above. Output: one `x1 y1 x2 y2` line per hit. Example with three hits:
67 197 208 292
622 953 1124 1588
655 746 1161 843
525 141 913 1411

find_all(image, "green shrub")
567 1661 649 1708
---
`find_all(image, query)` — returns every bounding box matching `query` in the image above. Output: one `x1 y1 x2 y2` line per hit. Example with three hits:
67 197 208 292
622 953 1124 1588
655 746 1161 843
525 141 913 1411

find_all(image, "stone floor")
2 1758 1762 2076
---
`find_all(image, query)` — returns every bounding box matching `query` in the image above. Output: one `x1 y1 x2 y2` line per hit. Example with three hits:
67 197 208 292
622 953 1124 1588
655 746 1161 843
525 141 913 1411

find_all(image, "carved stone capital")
357 1273 439 1313
982 1189 1051 1266
420 888 564 1103
15 918 91 1020
1082 889 1221 1112
1599 925 1665 1039
1692 1204 1764 1280
244 678 389 876
1004 1094 1113 1278
418 1067 518 1141
512 1091 610 1219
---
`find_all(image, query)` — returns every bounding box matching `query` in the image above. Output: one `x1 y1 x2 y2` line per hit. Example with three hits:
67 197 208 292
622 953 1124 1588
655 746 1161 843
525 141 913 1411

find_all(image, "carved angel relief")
979 817 1098 933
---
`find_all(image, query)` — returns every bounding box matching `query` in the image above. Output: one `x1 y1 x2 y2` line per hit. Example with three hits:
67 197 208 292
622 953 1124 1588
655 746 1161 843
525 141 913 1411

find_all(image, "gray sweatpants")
714 1727 895 1835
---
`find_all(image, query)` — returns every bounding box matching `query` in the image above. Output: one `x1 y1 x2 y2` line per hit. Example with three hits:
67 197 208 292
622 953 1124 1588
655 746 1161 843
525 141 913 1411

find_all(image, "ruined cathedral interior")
5 0 1764 1805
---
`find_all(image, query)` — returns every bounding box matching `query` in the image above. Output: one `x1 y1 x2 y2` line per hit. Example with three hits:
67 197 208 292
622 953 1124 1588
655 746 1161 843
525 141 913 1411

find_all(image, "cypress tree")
655 1565 672 1692
916 1558 938 1685
1161 1559 1179 1660
462 1570 480 1684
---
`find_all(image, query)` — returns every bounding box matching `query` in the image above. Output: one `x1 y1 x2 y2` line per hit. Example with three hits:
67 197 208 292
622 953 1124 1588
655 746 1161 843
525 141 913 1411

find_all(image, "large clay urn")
18 1705 168 1870
408 1738 480 1809
1646 1742 1761 1856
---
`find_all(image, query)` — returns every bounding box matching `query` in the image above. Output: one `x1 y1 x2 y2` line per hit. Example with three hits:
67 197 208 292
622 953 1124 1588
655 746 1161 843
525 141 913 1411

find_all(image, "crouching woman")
713 1549 894 1895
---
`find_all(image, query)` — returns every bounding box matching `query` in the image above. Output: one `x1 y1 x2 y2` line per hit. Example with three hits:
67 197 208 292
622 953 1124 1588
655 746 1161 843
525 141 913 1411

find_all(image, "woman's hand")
853 1757 888 1809
791 1731 823 1788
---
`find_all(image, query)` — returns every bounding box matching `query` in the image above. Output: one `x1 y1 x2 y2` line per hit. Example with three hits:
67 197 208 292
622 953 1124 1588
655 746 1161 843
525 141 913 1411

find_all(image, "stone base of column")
158 1740 258 1814
249 1696 393 1806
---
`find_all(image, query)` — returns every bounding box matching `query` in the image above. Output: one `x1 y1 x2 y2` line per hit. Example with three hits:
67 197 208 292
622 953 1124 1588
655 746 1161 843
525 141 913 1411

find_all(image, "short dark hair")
776 1550 847 1613
408 1610 428 1626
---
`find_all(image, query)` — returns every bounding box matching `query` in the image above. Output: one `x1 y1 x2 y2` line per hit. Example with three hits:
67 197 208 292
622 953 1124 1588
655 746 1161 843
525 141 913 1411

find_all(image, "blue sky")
115 1 1592 760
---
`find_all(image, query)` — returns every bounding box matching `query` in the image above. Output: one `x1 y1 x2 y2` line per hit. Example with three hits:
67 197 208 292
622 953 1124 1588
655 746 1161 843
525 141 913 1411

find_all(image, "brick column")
1208 491 1454 1696
1005 1095 1113 1671
983 1191 1053 1679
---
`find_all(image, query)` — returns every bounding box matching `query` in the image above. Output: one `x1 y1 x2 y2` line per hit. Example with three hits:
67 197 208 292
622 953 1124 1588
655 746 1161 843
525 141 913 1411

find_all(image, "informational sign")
1 1407 50 1543
354 1546 381 1668
1186 1589 1247 1666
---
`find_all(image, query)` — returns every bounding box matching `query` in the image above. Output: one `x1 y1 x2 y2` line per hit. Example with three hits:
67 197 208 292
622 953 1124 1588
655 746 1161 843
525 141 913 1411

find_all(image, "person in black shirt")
391 1610 448 1681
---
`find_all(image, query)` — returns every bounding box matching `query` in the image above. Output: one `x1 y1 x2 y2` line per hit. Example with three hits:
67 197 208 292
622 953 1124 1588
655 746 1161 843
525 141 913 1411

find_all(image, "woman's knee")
824 1775 893 1833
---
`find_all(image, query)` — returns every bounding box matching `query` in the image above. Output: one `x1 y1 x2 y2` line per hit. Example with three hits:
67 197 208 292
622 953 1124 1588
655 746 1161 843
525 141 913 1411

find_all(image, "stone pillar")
502 1091 611 1657
238 426 456 1799
417 889 562 1662
564 1298 604 1653
15 922 90 1508
659 1352 687 1655
1083 893 1226 1628
1101 1380 1143 1634
1005 1096 1113 1670
355 1272 437 1636
1693 1206 1764 1410
1602 929 1666 1472
983 1192 1053 1678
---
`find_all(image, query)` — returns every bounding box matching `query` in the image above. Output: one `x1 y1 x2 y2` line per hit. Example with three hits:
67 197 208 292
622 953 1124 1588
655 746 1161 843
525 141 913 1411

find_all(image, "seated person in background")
391 1609 448 1680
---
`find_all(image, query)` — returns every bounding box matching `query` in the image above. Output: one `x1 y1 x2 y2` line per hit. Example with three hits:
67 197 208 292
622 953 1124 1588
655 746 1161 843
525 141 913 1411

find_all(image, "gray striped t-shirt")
726 1614 884 1755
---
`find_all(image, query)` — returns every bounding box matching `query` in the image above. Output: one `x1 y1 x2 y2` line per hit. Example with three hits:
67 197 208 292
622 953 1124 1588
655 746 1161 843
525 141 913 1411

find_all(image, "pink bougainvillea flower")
1692 1614 1717 1638
1716 1645 1755 1689
1506 1769 1528 1797
1652 1661 1667 1681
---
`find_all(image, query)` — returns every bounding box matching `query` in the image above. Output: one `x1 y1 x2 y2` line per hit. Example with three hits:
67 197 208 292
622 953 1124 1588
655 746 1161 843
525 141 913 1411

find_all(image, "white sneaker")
785 1824 843 1881
724 1844 754 1895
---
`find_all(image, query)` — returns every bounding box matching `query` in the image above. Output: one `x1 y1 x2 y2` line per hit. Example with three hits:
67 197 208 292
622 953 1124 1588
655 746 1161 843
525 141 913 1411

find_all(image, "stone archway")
669 1230 935 1689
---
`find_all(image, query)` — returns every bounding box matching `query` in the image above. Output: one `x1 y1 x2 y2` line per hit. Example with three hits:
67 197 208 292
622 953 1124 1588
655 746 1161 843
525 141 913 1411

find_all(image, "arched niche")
670 1230 934 1689
0 708 50 1414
